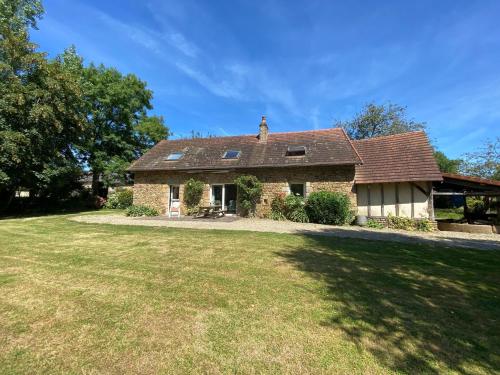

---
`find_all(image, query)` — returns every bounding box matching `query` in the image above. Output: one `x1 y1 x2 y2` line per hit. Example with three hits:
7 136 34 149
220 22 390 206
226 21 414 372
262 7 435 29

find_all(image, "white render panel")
357 184 368 216
383 183 396 216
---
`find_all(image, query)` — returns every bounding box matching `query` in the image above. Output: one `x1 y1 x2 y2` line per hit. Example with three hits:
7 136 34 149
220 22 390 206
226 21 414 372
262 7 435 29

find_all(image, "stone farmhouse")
129 116 443 219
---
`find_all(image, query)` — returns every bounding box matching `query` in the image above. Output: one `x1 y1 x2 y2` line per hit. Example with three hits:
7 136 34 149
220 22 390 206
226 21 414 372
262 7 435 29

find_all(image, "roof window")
165 152 184 161
286 146 306 157
222 150 241 159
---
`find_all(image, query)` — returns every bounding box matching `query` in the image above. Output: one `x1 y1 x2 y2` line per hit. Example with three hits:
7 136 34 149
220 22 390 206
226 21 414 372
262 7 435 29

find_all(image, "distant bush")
284 195 309 223
467 197 487 216
125 205 158 217
305 191 352 225
105 189 133 209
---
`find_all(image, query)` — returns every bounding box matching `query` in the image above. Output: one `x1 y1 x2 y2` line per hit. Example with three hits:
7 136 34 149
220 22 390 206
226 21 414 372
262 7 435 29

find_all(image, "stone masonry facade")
133 165 356 217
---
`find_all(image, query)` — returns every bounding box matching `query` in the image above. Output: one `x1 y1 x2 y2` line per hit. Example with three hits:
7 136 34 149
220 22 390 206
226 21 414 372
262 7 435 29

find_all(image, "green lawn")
435 207 465 221
0 213 499 374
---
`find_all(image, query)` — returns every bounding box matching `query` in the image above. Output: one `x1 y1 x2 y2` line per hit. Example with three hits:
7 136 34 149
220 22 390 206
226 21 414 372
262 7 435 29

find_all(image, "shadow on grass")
278 235 500 374
0 207 101 220
294 227 500 251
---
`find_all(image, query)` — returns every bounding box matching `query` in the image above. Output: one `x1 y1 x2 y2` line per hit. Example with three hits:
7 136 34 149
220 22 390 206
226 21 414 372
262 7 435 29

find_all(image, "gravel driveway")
72 214 500 251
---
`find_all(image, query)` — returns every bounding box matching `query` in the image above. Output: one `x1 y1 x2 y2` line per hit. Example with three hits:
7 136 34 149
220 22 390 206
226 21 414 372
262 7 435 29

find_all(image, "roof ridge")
270 128 341 136
163 127 343 142
352 131 426 142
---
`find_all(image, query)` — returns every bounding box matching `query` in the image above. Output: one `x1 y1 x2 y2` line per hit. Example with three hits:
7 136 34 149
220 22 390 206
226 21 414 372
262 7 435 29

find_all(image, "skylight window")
165 152 183 161
286 146 306 156
222 150 241 159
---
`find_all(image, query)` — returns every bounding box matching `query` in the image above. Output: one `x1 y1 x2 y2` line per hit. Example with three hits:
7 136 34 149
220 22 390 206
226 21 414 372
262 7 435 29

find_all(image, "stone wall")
133 165 356 217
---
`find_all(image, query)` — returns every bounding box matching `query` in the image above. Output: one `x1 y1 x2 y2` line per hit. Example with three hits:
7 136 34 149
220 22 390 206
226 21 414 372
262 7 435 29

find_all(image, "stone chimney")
258 116 269 142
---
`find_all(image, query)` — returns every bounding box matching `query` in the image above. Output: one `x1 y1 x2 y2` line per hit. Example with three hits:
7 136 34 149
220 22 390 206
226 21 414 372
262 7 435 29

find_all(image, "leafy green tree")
433 151 462 174
0 0 43 32
135 115 170 154
460 138 499 180
335 103 426 139
75 63 169 195
0 0 86 207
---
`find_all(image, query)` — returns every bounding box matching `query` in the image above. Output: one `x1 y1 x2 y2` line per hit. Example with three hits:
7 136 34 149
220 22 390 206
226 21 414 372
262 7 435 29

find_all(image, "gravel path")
71 214 500 251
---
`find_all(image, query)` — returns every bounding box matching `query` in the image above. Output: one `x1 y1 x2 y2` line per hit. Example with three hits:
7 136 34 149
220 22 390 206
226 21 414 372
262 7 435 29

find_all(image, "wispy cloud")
175 62 246 99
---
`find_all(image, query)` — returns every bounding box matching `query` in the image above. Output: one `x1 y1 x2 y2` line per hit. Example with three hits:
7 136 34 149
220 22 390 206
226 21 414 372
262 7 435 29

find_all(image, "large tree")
433 151 462 174
0 0 86 207
73 61 169 195
460 138 499 180
335 103 426 140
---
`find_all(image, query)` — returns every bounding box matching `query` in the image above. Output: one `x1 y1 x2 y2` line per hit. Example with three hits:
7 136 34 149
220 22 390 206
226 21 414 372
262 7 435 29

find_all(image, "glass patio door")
211 185 223 207
211 184 237 213
224 184 237 213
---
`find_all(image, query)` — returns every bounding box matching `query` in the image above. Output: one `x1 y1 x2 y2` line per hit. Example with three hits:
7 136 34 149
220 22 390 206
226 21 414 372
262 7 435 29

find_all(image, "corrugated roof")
353 131 443 183
128 128 363 171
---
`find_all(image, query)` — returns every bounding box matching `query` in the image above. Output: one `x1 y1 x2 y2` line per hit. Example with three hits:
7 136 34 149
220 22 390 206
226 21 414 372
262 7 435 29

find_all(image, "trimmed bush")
184 178 204 215
234 175 262 217
105 189 133 209
125 205 159 217
305 191 352 225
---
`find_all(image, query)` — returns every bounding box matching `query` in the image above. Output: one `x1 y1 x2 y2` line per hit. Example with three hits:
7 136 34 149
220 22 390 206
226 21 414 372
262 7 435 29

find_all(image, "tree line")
0 0 169 211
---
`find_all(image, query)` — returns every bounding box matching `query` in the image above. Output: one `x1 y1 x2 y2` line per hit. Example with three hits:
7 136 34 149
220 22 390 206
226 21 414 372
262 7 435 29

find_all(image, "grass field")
0 212 499 374
435 207 465 221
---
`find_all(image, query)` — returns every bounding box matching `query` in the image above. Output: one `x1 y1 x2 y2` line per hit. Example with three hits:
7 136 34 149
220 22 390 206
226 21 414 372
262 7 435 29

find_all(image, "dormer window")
286 146 306 156
165 152 183 161
222 150 241 159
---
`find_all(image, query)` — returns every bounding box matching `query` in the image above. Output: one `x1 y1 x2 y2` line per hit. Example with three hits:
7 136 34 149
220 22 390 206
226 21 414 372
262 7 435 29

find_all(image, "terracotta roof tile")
353 131 443 183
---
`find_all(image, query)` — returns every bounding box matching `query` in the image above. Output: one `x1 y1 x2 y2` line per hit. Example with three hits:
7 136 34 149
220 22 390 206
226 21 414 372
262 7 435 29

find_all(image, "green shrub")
387 214 415 230
467 197 486 215
386 214 434 232
416 219 434 232
268 194 287 221
105 189 133 209
184 178 204 211
234 175 262 217
284 195 309 223
125 205 159 217
366 219 384 229
305 191 352 225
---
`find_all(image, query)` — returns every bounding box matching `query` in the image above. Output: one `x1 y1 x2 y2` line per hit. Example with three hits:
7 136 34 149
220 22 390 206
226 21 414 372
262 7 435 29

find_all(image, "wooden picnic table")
196 205 225 218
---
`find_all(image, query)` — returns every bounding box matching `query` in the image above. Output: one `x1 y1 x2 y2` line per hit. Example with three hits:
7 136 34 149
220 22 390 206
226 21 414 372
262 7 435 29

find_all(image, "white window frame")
168 185 181 215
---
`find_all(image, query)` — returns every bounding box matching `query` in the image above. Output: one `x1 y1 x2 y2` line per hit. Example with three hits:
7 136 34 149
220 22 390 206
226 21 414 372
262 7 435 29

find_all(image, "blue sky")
33 0 500 158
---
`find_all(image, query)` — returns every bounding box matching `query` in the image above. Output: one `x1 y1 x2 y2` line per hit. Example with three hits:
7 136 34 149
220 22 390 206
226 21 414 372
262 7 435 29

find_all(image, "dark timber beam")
395 183 400 216
380 183 384 217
